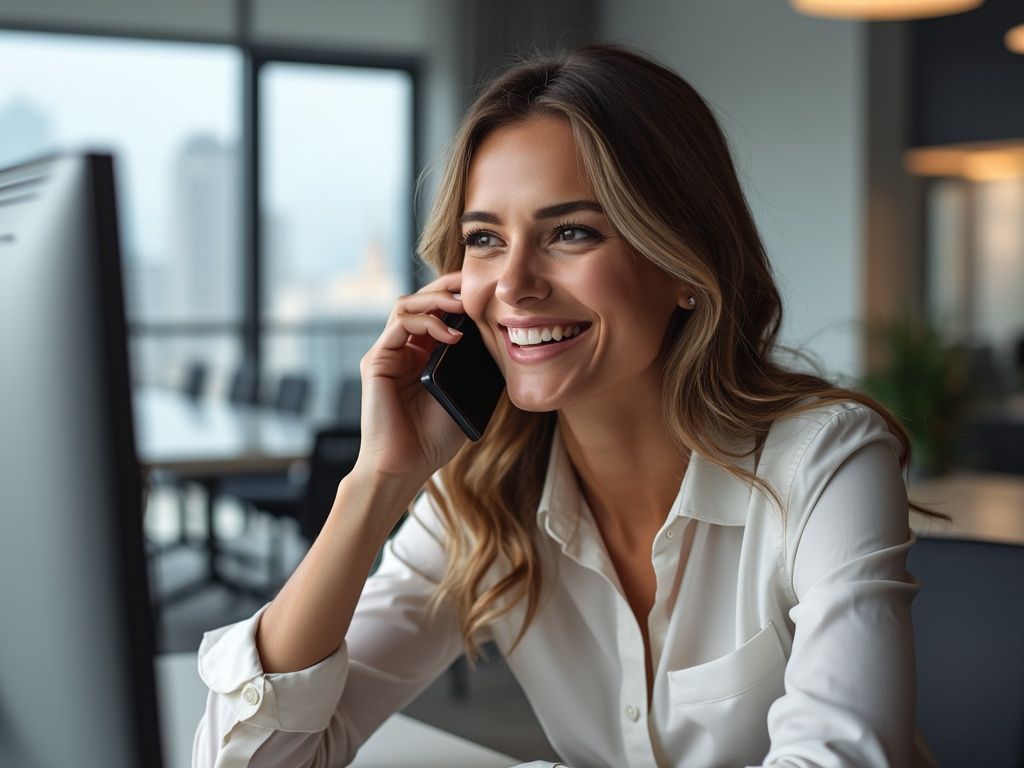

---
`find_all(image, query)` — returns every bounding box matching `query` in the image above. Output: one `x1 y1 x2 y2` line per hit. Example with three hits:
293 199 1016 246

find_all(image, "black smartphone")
420 313 506 441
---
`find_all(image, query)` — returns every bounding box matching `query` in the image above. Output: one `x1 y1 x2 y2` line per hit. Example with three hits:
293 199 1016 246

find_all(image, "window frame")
0 19 422 391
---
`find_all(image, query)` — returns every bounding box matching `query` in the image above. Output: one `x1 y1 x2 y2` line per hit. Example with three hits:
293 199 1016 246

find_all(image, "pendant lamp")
1007 24 1024 54
790 0 983 20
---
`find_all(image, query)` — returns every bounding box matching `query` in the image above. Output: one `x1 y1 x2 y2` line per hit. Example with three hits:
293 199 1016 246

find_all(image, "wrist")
346 459 429 505
333 466 423 533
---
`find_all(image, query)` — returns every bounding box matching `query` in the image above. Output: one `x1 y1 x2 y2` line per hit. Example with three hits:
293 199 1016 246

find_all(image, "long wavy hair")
417 43 938 658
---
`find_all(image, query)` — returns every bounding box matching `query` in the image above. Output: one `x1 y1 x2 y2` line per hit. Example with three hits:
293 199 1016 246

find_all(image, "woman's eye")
556 226 595 243
461 230 501 248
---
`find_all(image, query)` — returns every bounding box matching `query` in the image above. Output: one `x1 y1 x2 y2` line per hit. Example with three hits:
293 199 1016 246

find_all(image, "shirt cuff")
197 602 349 733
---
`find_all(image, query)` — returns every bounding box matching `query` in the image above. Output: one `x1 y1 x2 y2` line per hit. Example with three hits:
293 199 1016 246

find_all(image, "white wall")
599 0 866 381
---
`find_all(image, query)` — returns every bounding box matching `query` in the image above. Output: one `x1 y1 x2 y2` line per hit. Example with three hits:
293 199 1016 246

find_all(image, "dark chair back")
228 361 259 405
180 360 207 401
272 374 311 415
298 427 361 544
907 536 1024 768
334 376 362 429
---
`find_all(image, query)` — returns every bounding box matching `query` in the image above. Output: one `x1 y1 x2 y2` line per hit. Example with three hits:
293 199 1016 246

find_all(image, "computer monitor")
0 153 162 767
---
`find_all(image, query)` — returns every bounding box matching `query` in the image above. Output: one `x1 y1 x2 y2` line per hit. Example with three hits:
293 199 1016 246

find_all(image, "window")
0 30 416 414
259 61 413 416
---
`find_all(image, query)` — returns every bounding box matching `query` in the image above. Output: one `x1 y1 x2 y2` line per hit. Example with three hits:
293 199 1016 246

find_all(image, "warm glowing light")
791 0 983 20
904 141 1024 181
1006 24 1024 54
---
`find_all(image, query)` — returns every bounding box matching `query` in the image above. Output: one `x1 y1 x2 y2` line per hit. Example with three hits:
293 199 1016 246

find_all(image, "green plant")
861 318 970 477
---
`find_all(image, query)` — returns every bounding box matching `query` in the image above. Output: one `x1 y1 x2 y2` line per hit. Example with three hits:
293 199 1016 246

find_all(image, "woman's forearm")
254 469 421 674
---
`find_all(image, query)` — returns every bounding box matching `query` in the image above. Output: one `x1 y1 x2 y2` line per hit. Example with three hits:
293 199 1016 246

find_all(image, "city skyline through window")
1 30 416 416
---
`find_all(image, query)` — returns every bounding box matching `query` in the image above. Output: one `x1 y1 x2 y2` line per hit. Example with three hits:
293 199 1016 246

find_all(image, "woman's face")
459 115 687 413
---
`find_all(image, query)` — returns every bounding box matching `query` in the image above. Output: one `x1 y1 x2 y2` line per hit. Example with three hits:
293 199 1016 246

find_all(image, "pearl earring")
688 296 696 307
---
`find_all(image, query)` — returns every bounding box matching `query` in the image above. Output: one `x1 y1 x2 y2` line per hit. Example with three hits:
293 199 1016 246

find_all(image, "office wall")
599 0 866 381
0 0 235 38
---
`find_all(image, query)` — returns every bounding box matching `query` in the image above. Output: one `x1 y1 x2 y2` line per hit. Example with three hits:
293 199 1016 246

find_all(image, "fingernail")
448 327 463 337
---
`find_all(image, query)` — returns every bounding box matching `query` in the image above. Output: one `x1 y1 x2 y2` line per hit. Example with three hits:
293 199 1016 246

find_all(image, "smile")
507 323 587 346
498 321 593 364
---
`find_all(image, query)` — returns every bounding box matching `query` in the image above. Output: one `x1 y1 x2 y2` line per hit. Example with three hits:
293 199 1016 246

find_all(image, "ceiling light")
791 0 983 21
1006 24 1024 54
904 140 1024 181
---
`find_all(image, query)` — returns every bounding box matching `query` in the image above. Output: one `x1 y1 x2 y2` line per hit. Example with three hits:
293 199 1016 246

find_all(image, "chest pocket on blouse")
664 621 787 766
667 620 786 706
659 626 786 768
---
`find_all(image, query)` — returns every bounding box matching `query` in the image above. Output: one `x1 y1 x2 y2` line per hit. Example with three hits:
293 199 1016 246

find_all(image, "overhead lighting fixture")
1007 24 1024 54
791 0 983 21
904 140 1024 181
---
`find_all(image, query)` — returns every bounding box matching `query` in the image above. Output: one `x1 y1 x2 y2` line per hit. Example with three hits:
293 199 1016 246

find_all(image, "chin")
505 383 564 413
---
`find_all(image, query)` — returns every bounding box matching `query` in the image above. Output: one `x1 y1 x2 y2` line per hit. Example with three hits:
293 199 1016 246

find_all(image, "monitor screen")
0 152 162 767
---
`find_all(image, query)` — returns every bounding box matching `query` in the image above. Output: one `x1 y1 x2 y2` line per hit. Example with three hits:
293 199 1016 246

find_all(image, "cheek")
457 264 493 322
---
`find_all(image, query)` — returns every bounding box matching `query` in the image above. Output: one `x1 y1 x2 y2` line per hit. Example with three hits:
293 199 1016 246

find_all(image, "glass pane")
0 30 243 326
262 324 381 423
260 62 413 322
129 333 244 397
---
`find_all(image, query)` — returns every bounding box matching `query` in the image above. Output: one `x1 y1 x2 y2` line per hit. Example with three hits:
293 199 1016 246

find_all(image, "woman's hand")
351 271 469 492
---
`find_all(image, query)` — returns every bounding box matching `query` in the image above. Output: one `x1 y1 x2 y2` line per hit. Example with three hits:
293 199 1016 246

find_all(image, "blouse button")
665 527 676 539
242 683 261 706
625 704 640 722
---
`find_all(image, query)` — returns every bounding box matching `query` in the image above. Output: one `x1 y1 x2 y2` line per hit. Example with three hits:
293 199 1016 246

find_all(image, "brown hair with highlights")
416 43 940 658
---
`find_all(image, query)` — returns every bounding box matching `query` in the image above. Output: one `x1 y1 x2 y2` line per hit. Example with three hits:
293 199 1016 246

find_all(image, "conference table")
134 387 316 603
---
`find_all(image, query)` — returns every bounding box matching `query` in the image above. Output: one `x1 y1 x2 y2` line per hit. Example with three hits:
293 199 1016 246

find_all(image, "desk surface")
155 652 516 768
909 471 1024 546
135 388 313 476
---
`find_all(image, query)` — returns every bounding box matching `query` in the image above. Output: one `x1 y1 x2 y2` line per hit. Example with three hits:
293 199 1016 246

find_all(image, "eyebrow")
459 199 604 225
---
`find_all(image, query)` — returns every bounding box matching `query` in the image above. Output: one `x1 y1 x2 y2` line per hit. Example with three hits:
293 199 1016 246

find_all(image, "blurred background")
2 1 1023 766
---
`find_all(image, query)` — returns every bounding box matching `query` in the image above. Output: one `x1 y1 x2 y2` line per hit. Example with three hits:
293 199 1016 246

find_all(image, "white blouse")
193 400 936 767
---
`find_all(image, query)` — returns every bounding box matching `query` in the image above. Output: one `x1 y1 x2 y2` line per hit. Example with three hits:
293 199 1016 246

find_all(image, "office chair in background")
217 425 361 591
907 536 1024 768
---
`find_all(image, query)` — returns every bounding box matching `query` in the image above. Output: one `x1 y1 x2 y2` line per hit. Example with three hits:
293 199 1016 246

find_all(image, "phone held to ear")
420 313 506 441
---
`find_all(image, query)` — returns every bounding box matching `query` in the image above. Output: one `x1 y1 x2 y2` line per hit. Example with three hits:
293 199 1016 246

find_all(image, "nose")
494 239 550 306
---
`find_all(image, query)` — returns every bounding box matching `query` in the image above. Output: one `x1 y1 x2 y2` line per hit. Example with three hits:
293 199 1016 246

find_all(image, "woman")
194 44 937 767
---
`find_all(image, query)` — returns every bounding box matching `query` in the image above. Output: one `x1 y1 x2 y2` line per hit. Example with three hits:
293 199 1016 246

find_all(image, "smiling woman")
194 43 940 768
459 115 686 415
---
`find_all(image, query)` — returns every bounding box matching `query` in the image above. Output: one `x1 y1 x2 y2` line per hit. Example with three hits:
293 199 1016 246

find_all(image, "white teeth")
507 324 586 346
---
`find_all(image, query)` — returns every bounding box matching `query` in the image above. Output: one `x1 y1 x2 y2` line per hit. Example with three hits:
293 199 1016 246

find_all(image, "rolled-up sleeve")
762 406 919 767
192 490 468 767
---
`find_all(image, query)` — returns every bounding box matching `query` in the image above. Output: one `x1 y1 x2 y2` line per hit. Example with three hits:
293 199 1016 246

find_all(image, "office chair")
907 536 1024 768
229 372 311 533
334 376 362 430
181 359 208 401
270 373 311 415
228 360 260 405
219 426 361 590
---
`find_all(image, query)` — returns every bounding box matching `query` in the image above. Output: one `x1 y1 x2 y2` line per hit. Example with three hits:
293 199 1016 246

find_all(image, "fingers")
419 270 463 296
375 273 466 352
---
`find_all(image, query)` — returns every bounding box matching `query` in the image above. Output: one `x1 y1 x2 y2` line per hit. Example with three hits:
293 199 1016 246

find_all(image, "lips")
497 321 592 363
506 323 586 346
